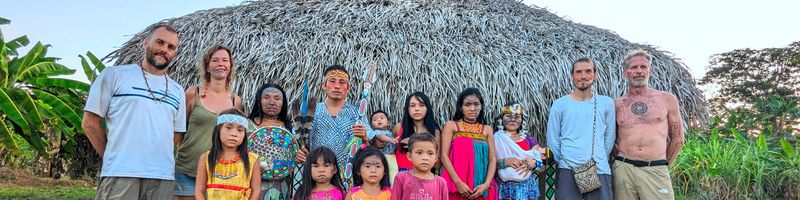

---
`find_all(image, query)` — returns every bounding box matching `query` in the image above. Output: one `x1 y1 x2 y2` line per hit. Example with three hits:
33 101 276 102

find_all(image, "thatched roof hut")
107 0 707 137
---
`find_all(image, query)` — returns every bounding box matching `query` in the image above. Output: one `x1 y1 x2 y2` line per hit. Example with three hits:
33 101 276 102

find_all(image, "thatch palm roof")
107 0 707 137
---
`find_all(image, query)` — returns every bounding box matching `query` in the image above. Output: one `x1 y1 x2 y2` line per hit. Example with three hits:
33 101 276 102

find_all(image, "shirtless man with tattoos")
613 50 685 200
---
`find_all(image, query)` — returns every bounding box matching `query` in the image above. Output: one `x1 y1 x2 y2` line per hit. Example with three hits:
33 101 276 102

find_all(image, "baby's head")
370 110 389 130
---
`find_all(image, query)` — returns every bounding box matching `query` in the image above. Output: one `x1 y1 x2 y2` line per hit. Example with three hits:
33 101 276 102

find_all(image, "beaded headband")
498 103 529 135
501 104 525 115
217 114 250 130
324 69 349 81
261 87 283 97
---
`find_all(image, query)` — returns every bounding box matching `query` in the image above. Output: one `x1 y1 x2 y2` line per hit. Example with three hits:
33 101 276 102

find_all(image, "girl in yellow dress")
196 109 261 200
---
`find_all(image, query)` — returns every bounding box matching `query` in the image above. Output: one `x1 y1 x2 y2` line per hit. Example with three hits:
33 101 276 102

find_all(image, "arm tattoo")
669 121 680 139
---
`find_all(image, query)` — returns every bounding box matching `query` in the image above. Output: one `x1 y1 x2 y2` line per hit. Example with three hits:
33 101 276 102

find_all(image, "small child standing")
391 133 448 200
294 147 345 200
345 147 392 200
368 110 398 184
195 109 261 200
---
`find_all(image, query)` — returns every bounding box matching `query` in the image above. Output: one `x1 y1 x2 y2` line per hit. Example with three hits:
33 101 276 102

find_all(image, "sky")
3 0 798 84
528 0 799 80
3 0 245 81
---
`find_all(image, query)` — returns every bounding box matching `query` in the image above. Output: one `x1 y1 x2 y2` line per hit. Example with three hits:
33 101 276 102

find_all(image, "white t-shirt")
84 64 186 180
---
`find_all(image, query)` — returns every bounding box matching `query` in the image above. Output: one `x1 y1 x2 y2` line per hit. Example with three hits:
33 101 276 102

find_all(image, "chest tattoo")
631 102 648 116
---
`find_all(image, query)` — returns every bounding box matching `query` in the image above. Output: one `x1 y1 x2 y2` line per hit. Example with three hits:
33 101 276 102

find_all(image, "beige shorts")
95 177 174 200
613 161 674 200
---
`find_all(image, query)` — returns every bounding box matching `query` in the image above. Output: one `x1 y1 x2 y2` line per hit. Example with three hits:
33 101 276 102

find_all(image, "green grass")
0 187 95 200
1 129 797 200
671 129 800 200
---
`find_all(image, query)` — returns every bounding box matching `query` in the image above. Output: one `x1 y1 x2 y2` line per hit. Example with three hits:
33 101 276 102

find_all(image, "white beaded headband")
261 87 283 97
216 114 249 130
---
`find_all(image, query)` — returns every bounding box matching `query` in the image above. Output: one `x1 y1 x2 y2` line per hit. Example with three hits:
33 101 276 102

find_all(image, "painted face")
323 70 350 100
260 91 283 117
358 155 385 185
207 49 231 80
370 113 389 130
624 55 651 87
219 122 245 149
407 140 437 172
571 61 595 91
311 157 336 185
409 96 428 121
502 113 522 131
143 27 178 70
461 95 482 122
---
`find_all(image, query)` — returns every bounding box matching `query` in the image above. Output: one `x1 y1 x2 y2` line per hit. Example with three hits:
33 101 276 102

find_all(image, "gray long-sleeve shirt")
546 94 616 175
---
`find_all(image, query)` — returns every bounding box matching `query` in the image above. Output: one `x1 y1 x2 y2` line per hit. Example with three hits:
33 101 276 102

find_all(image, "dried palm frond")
106 0 708 144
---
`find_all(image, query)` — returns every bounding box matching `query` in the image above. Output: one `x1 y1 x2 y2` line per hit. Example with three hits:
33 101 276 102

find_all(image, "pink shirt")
391 172 449 200
309 187 344 200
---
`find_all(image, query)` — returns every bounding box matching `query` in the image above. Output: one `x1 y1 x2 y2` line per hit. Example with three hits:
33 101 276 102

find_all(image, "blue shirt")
310 103 382 176
372 130 395 155
546 95 616 175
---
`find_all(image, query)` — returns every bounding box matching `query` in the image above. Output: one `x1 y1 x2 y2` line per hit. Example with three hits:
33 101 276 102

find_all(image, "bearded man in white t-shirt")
82 23 187 200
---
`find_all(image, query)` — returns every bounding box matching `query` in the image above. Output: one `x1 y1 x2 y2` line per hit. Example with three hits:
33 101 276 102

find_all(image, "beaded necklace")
459 120 482 133
213 154 240 179
140 66 169 102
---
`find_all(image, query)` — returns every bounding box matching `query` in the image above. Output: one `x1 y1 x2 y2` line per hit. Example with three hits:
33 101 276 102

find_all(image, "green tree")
700 42 800 111
753 95 800 135
0 17 88 160
700 42 800 136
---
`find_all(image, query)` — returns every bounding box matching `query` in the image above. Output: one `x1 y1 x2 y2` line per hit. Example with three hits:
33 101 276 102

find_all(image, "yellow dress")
349 186 391 200
206 152 258 200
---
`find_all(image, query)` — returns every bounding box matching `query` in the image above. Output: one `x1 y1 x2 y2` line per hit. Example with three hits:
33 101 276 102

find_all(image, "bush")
672 128 800 199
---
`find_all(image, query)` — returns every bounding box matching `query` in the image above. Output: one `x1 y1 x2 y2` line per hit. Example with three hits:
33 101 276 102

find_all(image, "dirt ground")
0 167 94 188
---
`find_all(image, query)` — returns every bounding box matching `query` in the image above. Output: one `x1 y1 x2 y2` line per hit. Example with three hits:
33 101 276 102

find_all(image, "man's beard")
627 76 650 87
575 80 593 91
145 49 171 70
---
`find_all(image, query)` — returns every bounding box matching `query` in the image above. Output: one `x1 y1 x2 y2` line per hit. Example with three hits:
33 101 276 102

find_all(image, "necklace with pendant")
141 66 169 102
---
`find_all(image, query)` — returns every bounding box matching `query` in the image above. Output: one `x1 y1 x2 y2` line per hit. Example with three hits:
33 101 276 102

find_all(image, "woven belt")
615 156 668 167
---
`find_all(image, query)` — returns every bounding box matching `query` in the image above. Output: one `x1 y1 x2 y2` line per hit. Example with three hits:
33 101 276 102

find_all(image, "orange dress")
349 186 391 200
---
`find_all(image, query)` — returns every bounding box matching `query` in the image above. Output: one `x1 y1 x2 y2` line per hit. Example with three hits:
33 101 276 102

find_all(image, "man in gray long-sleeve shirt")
546 58 616 200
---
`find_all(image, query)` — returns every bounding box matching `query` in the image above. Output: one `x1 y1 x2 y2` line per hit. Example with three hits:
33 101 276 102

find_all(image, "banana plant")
1 18 88 156
79 51 105 83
